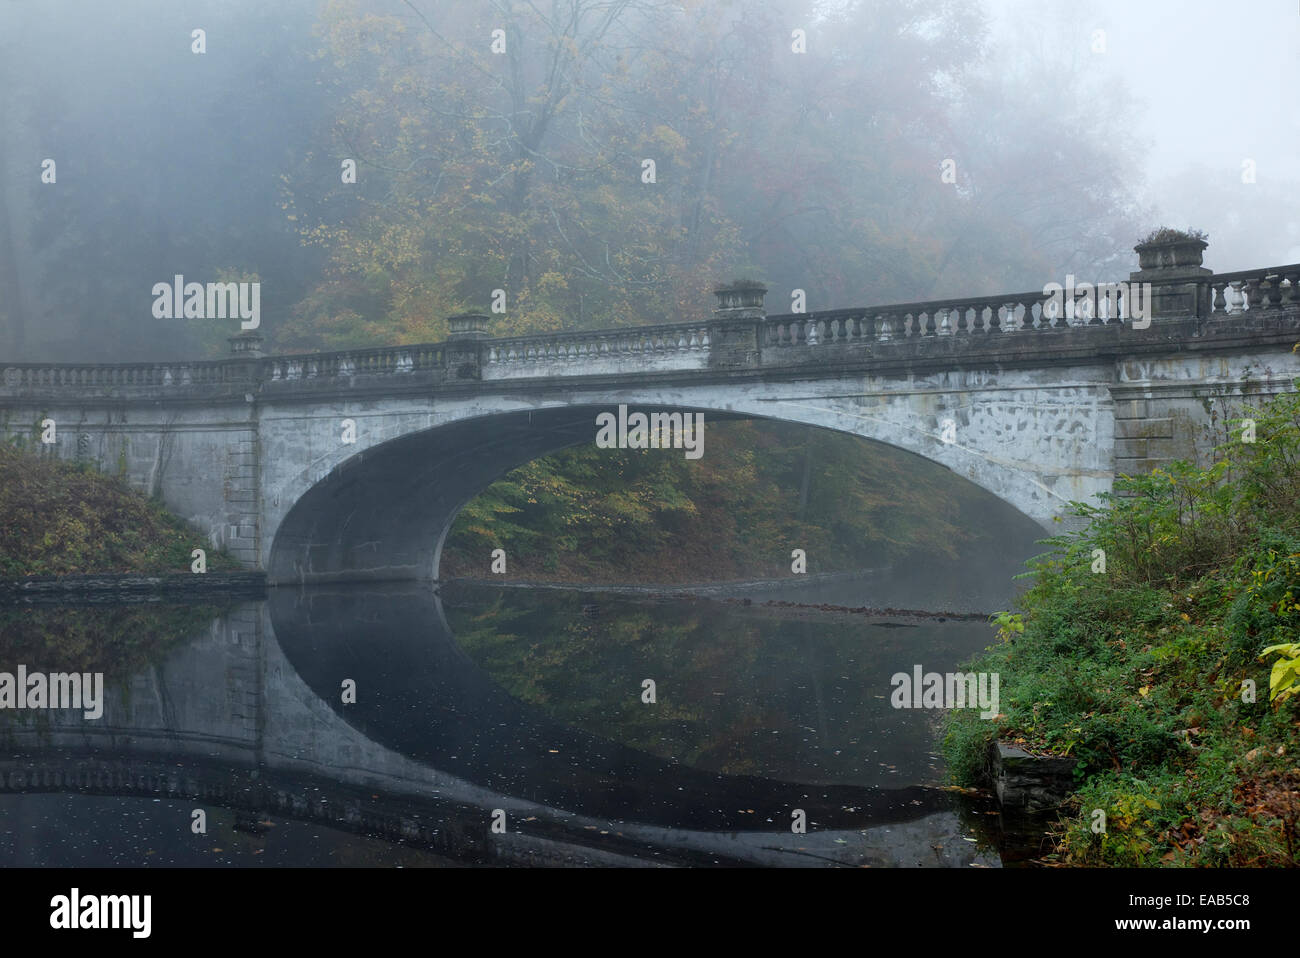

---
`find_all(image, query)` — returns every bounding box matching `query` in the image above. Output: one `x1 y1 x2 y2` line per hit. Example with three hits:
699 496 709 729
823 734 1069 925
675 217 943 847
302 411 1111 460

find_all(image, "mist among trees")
3 0 1243 362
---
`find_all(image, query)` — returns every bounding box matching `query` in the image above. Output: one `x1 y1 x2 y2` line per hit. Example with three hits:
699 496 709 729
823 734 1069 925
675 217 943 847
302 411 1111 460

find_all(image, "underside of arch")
267 403 1042 586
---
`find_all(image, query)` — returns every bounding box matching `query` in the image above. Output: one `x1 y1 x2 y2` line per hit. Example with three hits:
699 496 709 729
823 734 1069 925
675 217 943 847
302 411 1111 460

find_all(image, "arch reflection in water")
0 586 1002 866
271 583 994 838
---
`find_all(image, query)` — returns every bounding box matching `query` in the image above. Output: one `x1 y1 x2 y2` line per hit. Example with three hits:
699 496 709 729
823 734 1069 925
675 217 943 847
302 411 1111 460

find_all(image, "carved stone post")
444 312 491 380
227 331 265 385
710 280 765 368
1130 233 1212 321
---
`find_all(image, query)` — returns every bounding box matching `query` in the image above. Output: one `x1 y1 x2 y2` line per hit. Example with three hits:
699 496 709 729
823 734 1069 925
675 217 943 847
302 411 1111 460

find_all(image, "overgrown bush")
0 444 240 576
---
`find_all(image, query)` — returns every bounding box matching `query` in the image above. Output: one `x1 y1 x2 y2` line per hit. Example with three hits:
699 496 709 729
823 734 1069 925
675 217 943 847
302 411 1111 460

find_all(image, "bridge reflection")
0 585 998 866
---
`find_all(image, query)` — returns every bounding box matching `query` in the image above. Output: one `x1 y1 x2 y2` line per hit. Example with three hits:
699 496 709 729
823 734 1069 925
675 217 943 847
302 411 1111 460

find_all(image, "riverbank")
0 571 266 604
442 574 991 620
444 567 889 597
943 383 1300 866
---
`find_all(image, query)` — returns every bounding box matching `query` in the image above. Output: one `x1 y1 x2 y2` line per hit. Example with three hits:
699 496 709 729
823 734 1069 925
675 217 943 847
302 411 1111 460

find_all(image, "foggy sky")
985 0 1300 268
1 0 1296 362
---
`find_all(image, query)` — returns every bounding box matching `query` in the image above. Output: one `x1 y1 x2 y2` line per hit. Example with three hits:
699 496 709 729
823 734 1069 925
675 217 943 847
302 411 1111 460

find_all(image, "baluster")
1264 274 1284 307
878 314 894 342
1211 282 1227 315
1074 291 1092 326
1042 294 1063 328
1244 278 1264 310
1231 280 1249 311
1285 272 1300 306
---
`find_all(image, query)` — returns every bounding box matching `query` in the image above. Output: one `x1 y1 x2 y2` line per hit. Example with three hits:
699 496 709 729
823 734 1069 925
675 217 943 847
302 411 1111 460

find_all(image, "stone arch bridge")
3 252 1298 585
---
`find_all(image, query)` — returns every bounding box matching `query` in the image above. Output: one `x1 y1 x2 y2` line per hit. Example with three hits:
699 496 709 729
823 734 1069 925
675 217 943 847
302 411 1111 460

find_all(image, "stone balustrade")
766 282 1150 348
266 344 444 381
485 323 714 365
1205 264 1300 315
1 361 233 389
3 251 1297 400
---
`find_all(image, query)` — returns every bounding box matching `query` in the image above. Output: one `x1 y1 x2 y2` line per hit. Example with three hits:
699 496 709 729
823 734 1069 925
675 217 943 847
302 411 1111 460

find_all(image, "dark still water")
0 583 1007 867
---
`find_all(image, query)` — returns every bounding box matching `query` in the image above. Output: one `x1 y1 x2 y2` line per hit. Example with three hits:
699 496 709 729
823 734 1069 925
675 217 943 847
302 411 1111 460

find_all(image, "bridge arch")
264 382 1099 585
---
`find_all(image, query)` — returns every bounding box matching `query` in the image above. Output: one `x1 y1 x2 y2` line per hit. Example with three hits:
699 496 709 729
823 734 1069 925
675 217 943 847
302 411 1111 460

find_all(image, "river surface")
0 580 1014 867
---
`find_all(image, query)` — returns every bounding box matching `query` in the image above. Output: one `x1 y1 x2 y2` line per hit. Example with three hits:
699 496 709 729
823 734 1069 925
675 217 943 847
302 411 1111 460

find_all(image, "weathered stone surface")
991 742 1077 812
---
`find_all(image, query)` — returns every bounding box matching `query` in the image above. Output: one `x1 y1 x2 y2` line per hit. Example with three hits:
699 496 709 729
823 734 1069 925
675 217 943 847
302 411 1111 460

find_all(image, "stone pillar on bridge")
227 332 265 388
445 312 490 380
710 279 766 368
228 331 265 358
1117 233 1230 480
1129 233 1212 321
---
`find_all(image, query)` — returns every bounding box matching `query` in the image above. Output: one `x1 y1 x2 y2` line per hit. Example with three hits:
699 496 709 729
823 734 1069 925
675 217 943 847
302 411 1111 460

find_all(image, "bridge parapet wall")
2 262 1296 403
